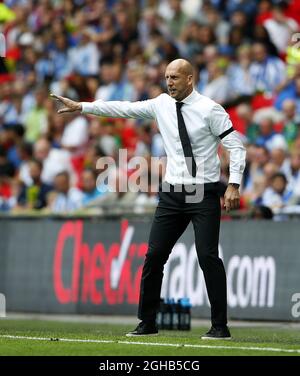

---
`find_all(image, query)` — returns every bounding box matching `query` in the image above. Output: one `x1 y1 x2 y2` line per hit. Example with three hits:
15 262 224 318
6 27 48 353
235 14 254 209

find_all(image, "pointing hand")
50 94 82 114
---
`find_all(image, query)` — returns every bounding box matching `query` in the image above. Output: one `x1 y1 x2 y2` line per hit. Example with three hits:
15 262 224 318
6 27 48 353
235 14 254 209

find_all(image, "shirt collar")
180 89 198 105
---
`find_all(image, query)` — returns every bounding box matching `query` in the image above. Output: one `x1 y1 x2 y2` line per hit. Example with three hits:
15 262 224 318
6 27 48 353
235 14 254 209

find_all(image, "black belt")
160 182 219 193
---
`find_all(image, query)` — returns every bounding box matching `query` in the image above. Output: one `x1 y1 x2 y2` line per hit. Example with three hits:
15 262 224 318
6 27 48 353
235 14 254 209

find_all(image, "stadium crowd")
1 0 300 219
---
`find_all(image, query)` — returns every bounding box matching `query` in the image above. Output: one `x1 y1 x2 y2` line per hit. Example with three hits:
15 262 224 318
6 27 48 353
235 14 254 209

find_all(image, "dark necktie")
176 102 197 177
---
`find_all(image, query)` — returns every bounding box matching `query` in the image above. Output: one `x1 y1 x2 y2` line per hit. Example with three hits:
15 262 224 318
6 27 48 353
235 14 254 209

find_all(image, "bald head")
165 59 194 101
167 59 194 77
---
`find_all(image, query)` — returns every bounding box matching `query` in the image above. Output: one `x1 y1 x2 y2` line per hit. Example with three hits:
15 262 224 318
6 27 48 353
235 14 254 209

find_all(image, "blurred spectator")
255 0 273 26
48 171 83 213
200 5 230 46
230 9 252 40
166 0 188 39
16 141 33 186
284 149 300 202
1 124 25 169
227 44 255 98
81 168 107 207
200 60 232 105
151 127 165 157
250 42 286 94
95 60 134 101
222 0 257 20
261 172 292 214
1 0 300 219
134 172 159 213
236 104 259 142
285 47 300 81
178 20 202 59
251 205 273 219
243 144 269 193
0 84 25 125
227 25 249 54
89 12 117 45
270 147 289 172
255 117 287 151
138 8 162 47
263 3 299 55
263 161 280 186
68 30 100 77
0 145 15 179
49 33 72 81
33 137 75 185
281 99 300 146
113 5 139 59
24 86 48 143
46 113 66 148
135 123 152 157
93 119 119 157
245 173 267 206
275 77 300 113
16 159 53 210
60 113 89 154
252 24 279 57
0 145 16 211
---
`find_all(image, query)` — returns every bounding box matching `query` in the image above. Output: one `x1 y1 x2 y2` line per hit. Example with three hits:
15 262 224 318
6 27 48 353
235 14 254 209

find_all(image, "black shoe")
201 326 231 340
126 321 158 337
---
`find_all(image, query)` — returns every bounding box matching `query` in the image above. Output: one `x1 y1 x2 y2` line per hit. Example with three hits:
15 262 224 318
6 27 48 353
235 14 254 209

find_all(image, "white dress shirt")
81 89 246 185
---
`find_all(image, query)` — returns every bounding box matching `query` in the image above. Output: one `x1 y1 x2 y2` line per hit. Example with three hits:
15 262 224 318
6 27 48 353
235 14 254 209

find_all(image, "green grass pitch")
0 319 300 356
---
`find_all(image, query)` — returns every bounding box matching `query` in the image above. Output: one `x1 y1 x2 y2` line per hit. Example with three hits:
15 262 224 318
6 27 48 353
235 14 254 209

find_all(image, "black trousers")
138 182 227 327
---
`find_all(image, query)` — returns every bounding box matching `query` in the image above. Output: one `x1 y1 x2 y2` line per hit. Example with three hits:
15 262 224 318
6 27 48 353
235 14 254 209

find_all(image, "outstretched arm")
50 94 156 120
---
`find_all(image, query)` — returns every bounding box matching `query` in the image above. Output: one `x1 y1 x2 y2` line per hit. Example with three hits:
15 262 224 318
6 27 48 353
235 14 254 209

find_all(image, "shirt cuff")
228 173 243 185
81 102 95 114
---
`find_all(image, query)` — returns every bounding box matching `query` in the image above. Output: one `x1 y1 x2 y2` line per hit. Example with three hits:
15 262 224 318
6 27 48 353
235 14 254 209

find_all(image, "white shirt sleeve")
210 104 246 185
81 98 157 120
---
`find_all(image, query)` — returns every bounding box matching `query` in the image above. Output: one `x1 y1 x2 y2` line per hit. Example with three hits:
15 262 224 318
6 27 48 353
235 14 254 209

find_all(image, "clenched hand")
224 184 240 212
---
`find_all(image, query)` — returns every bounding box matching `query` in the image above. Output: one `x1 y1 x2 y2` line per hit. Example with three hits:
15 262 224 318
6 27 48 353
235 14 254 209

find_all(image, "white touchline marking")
1 335 300 354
